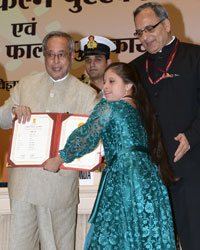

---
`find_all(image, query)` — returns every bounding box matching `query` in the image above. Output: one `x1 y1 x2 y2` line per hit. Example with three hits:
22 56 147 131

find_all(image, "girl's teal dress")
59 98 176 250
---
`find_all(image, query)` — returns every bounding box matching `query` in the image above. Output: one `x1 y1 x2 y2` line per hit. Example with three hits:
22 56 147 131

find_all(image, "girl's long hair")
105 62 177 186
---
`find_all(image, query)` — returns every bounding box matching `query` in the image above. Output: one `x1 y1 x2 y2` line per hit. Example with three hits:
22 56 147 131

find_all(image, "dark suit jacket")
129 38 200 249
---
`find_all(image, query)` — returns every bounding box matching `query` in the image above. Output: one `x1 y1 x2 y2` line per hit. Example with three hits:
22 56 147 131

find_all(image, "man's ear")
163 18 171 33
70 51 75 63
107 58 112 66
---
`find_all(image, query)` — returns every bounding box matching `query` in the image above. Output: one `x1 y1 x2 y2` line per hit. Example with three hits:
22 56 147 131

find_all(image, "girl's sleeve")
59 99 112 163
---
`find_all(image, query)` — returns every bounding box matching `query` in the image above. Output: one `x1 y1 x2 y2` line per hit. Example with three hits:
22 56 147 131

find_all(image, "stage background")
1 0 200 182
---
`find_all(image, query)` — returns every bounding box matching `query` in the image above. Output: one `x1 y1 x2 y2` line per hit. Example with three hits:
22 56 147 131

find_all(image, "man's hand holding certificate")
44 155 64 173
8 113 102 171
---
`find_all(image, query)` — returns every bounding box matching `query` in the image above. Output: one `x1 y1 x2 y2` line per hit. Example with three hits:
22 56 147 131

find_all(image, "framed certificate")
7 113 102 171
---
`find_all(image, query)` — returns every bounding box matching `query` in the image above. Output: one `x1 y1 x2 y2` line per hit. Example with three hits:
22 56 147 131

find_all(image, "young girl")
44 62 177 249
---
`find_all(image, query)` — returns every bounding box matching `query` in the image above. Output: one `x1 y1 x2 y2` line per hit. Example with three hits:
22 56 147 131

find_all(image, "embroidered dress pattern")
59 99 176 250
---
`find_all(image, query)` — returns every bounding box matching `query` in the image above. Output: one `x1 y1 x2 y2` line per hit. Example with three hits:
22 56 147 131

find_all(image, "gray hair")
134 2 169 21
42 31 75 55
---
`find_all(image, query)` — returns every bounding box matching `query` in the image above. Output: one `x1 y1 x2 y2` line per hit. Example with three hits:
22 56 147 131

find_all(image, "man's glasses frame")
134 19 165 37
45 51 70 60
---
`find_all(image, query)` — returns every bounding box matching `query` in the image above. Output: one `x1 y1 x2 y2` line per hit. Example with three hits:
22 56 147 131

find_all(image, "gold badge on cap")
87 35 98 49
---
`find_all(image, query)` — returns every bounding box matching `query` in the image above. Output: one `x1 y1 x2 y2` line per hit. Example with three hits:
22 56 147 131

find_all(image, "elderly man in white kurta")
0 31 97 250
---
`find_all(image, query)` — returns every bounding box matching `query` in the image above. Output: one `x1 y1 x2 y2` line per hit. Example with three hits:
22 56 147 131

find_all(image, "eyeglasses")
134 19 165 37
45 51 69 60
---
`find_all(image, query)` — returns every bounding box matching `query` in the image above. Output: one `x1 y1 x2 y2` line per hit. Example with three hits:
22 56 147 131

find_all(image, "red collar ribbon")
146 39 179 85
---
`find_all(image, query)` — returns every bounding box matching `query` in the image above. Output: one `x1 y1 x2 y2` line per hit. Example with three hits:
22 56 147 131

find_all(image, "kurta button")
154 92 158 97
50 92 54 97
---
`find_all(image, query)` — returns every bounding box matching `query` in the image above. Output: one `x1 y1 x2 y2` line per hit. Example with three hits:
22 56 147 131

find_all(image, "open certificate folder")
7 113 102 171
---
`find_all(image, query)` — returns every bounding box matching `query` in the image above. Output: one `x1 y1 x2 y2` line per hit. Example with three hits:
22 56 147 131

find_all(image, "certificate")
7 113 102 171
9 114 53 165
59 115 102 171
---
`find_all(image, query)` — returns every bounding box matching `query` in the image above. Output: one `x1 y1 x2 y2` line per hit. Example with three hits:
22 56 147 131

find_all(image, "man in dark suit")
129 2 200 250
